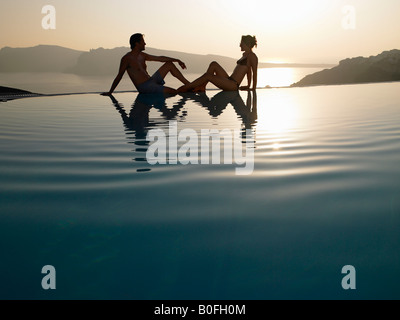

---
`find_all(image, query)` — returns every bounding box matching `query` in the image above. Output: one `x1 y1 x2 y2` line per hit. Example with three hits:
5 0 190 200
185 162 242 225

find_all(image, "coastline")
0 86 43 102
0 85 34 95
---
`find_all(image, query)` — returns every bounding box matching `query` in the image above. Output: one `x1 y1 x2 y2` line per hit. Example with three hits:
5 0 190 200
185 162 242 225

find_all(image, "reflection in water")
188 91 258 144
187 91 258 130
255 90 299 155
257 90 298 134
106 91 258 171
107 93 188 172
108 93 187 139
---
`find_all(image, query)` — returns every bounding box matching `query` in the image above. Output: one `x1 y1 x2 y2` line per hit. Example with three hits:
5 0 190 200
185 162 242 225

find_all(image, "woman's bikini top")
237 56 248 66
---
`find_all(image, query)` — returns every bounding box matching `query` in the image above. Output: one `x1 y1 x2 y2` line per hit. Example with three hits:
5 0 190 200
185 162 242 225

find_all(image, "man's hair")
130 33 143 49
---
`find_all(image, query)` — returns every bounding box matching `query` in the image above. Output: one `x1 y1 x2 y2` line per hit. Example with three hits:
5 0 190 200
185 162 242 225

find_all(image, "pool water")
0 82 400 299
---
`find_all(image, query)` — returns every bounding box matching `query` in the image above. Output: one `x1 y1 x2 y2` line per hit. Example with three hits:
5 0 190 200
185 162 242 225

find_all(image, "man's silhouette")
102 33 190 95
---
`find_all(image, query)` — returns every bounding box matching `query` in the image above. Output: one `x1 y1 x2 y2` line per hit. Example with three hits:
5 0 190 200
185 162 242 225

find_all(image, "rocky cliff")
292 49 400 87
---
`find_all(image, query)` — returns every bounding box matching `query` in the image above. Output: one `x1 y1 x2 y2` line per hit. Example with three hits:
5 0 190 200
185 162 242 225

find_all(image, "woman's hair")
241 35 257 49
130 33 144 49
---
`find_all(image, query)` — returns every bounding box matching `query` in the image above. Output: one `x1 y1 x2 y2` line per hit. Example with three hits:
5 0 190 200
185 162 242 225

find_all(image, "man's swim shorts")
136 70 165 94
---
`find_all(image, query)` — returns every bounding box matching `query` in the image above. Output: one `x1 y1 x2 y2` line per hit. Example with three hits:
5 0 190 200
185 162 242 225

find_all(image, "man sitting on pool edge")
102 33 190 96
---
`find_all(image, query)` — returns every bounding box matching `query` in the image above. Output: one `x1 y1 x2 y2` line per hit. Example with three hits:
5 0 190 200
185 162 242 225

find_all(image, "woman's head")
241 35 257 49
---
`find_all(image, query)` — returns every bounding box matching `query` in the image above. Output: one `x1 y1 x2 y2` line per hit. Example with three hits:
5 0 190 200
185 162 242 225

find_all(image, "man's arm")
143 53 187 70
101 57 128 96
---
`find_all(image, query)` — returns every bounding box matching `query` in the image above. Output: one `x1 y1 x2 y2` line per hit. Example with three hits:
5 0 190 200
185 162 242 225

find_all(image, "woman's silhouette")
179 35 258 92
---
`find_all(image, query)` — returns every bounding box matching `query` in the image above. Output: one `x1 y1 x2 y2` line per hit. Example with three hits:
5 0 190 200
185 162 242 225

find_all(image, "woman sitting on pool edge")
178 35 258 92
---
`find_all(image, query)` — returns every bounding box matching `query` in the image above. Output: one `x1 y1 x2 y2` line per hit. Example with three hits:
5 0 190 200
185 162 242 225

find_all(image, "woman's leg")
209 75 239 91
179 61 231 92
179 61 236 92
206 61 230 78
179 73 238 92
180 74 210 92
194 61 230 91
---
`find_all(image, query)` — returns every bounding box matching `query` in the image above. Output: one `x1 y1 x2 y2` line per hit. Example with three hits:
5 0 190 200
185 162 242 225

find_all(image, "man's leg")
157 62 190 85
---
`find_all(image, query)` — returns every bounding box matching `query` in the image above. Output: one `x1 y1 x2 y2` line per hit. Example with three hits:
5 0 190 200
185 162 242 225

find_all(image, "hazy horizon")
1 0 400 65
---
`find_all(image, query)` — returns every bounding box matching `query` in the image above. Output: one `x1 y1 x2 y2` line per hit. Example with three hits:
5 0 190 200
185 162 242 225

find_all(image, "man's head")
130 33 144 50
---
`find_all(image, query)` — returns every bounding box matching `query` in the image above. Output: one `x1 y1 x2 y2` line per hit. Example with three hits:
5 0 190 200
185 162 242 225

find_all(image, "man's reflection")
108 93 187 140
106 93 187 172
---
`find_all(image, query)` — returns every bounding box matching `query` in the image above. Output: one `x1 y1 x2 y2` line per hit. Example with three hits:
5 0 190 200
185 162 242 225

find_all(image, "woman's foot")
178 85 190 93
193 85 206 92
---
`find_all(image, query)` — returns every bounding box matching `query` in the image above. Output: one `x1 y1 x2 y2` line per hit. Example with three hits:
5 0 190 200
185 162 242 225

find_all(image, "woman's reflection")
186 90 257 129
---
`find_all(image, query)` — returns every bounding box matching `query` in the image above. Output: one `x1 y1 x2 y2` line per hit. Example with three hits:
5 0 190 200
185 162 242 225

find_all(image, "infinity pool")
1 83 399 299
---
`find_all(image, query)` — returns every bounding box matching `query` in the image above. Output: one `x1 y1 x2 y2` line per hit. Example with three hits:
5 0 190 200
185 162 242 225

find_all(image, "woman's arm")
247 67 252 89
240 69 252 91
251 54 258 91
240 53 258 91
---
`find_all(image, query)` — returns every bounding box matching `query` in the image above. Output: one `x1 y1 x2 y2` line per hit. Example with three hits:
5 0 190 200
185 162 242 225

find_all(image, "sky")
1 0 399 64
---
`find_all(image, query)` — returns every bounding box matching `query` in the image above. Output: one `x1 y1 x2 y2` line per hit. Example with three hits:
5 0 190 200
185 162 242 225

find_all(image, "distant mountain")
0 45 83 72
291 49 400 87
65 47 241 75
60 46 273 75
0 45 332 76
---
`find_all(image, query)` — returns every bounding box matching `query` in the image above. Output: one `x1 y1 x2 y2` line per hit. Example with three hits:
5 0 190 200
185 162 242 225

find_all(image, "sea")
0 69 399 300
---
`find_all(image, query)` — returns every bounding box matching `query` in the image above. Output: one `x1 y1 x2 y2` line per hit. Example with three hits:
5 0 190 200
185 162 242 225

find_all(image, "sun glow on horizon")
258 68 298 88
266 60 288 64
